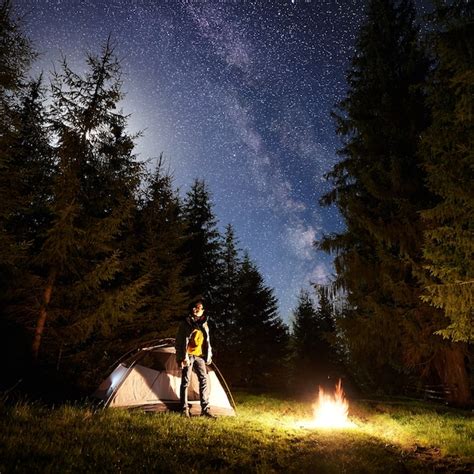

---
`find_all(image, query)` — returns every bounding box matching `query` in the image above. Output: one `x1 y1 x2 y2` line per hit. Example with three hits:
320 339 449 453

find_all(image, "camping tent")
94 338 236 416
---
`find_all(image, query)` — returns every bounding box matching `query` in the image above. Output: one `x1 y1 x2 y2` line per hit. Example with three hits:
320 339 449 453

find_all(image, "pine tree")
7 78 54 248
233 254 289 388
320 0 471 403
0 2 42 386
2 78 55 358
314 286 336 334
291 287 341 395
0 0 33 103
214 224 240 338
31 40 147 378
420 1 474 343
212 224 241 371
121 158 190 345
0 0 35 304
182 179 222 308
290 290 320 393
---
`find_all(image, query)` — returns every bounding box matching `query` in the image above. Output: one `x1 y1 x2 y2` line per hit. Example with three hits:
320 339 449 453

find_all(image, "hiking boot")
201 409 216 418
182 408 190 418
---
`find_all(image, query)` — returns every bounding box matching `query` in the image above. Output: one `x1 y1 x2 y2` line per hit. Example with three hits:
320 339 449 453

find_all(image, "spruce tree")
0 2 43 385
0 0 35 304
291 287 341 395
320 0 471 403
123 159 190 344
182 179 222 308
314 286 336 334
214 225 240 335
290 290 320 393
31 40 147 379
7 78 54 249
0 0 33 103
212 224 241 371
233 254 289 388
2 78 54 355
420 1 474 343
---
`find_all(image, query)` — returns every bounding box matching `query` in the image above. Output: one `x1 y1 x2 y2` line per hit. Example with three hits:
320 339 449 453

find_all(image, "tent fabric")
94 339 235 416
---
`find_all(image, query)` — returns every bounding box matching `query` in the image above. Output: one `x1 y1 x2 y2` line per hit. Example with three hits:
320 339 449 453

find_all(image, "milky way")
17 0 432 323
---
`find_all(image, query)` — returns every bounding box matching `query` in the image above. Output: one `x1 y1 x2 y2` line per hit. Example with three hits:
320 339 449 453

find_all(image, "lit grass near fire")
1 392 472 473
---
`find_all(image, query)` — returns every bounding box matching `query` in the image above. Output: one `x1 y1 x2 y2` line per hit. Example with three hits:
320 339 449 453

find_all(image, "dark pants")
180 355 209 411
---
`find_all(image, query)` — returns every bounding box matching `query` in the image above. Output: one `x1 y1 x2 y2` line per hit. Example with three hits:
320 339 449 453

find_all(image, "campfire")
299 379 355 429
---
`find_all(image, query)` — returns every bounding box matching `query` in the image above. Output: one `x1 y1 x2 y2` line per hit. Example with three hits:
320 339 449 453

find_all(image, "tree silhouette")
31 40 147 377
182 179 222 309
420 1 474 343
320 0 471 403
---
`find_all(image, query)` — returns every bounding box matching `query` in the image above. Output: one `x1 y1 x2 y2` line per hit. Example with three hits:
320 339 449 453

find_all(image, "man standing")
175 299 215 418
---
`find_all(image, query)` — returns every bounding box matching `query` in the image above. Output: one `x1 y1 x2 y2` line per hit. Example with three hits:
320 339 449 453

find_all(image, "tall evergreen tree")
182 179 222 308
0 0 33 107
420 1 474 343
0 0 35 304
0 2 44 386
212 224 241 371
124 159 190 344
290 287 340 395
290 290 320 393
2 78 55 354
232 254 289 388
320 0 470 403
31 40 147 377
214 224 240 340
7 78 54 249
314 286 336 334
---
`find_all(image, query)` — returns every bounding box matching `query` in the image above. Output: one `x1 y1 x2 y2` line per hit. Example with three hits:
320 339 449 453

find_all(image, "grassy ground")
0 391 472 473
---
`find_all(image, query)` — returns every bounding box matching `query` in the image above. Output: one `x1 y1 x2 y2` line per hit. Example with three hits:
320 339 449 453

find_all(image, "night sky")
17 0 431 323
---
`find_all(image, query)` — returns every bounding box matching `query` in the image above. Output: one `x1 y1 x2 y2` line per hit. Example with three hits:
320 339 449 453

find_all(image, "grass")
348 399 474 458
0 391 473 473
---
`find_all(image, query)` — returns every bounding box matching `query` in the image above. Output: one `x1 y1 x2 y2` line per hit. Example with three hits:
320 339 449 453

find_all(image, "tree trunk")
32 270 56 361
433 342 471 406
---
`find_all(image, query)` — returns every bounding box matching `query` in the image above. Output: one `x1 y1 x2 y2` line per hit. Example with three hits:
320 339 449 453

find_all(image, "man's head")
190 299 205 319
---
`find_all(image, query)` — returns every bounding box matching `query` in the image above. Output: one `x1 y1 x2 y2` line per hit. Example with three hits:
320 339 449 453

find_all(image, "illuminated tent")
94 338 236 416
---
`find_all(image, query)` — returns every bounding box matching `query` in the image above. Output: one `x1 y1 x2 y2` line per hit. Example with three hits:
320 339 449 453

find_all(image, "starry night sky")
17 0 431 323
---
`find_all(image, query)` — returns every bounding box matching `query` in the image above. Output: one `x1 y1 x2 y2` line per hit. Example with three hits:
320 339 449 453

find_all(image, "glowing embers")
299 379 355 429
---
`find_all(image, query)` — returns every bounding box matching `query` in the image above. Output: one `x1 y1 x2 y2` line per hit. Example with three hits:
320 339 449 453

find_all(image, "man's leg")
180 357 193 416
193 356 213 416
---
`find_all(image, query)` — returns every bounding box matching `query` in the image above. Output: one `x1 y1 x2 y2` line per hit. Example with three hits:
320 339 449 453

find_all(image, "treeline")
0 2 289 394
318 0 473 404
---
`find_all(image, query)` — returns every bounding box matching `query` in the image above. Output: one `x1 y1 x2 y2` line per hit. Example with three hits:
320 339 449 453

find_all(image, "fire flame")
298 379 355 429
312 379 354 428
